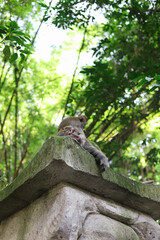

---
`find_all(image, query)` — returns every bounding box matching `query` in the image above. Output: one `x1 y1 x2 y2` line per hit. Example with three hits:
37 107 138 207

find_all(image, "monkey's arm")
57 126 109 172
81 139 109 172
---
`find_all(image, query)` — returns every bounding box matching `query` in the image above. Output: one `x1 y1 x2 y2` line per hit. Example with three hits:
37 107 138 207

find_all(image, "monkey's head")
58 115 87 132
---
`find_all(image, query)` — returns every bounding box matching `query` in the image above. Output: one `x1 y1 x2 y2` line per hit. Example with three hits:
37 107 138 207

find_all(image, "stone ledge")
0 136 160 222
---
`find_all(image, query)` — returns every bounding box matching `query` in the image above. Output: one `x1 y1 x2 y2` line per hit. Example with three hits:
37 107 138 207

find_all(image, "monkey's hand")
97 155 109 172
57 126 82 144
67 128 82 144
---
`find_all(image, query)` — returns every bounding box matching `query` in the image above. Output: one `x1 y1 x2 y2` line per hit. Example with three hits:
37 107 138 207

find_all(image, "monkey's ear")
79 115 87 129
79 115 87 122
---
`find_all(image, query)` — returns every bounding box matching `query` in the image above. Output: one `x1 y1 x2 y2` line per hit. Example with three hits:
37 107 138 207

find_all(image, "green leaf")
9 53 18 63
8 36 25 45
154 75 160 81
37 2 48 8
137 78 148 87
12 31 31 41
20 53 26 62
20 49 32 54
23 61 28 70
3 45 11 61
9 21 19 30
0 24 7 34
133 75 145 82
0 24 7 31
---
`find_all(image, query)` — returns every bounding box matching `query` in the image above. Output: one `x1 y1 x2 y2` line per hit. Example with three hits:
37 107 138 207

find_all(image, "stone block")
0 137 160 240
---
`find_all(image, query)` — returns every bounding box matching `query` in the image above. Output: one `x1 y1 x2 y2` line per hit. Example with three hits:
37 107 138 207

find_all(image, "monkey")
57 117 109 172
58 115 87 132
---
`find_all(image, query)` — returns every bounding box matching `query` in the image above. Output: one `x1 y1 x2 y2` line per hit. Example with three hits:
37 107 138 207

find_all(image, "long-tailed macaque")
57 116 109 172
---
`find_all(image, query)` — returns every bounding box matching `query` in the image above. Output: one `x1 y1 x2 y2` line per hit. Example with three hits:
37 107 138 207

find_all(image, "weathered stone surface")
1 183 160 240
93 197 139 225
0 136 160 223
79 214 139 240
132 214 160 240
0 136 160 240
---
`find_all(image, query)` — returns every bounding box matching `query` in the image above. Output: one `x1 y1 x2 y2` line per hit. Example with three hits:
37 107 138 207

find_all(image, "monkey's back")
58 116 86 131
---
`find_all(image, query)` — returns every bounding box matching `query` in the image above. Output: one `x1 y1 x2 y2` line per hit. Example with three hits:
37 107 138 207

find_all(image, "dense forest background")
0 0 160 189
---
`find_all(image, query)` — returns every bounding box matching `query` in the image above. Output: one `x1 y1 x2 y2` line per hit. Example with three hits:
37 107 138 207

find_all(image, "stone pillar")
0 137 160 240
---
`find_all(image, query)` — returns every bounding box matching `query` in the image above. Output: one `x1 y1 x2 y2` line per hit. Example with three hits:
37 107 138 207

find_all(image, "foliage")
0 20 32 67
0 0 160 188
52 0 94 29
0 0 63 187
52 0 160 182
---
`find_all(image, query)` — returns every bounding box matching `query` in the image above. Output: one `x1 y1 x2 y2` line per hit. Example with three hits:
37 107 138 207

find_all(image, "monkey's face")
67 127 82 144
57 126 86 145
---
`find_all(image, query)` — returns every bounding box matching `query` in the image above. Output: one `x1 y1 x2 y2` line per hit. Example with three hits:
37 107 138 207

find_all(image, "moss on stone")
0 136 160 222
